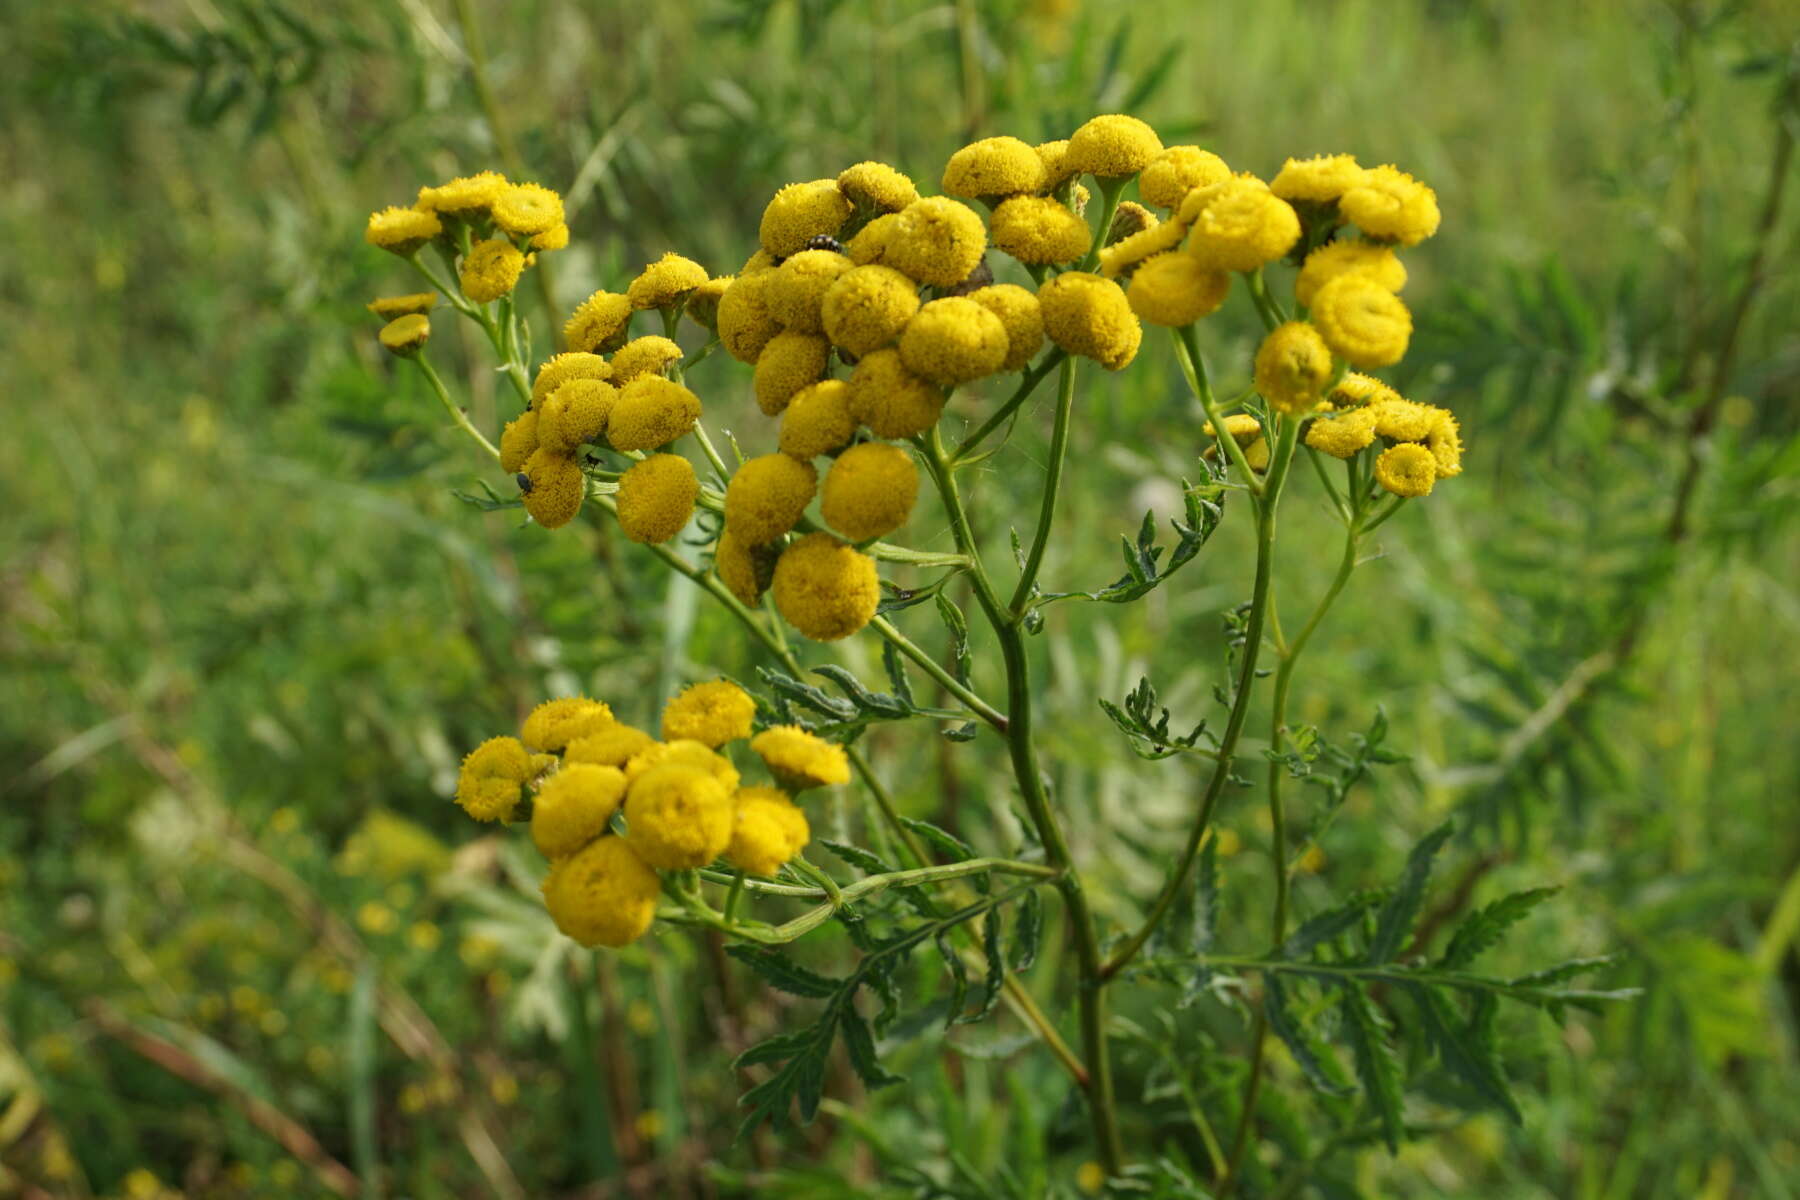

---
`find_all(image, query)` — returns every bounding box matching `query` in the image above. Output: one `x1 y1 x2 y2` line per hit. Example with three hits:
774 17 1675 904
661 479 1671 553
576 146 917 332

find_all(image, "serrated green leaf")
900 815 977 866
1284 892 1384 959
818 839 899 877
1265 976 1351 1096
1438 887 1560 970
725 945 838 998
1337 983 1405 1153
1011 889 1043 972
840 1011 905 1090
1368 822 1455 964
1406 983 1522 1122
963 906 1006 1025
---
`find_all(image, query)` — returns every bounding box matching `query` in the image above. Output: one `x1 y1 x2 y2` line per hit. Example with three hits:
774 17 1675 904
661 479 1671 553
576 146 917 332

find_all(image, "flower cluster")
452 683 848 947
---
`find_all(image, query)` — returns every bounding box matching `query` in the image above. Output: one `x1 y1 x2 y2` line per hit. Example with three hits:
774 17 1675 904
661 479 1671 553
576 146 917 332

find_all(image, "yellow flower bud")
1270 154 1366 205
1185 179 1300 273
531 763 627 859
821 442 918 542
623 764 734 870
780 380 858 460
1127 254 1230 327
965 284 1044 373
1303 406 1379 459
455 736 533 822
531 352 611 407
540 835 660 948
727 787 810 877
772 532 880 642
749 726 851 791
846 347 946 438
566 724 656 769
767 249 854 333
846 213 899 266
1374 442 1437 497
837 161 921 212
1034 139 1077 190
716 270 781 364
1295 239 1407 308
1309 274 1412 367
1065 113 1163 179
378 313 431 357
1371 397 1437 441
685 275 732 331
523 697 614 752
564 290 634 354
460 237 526 304
661 680 756 748
368 292 437 318
899 296 1009 385
1098 220 1188 279
1038 272 1141 370
882 197 987 288
609 336 684 384
606 377 701 451
989 195 1092 265
1254 322 1334 416
616 453 697 545
530 223 570 252
499 410 540 474
714 527 779 607
820 264 920 358
941 135 1048 199
753 331 831 417
1427 409 1464 477
538 378 618 452
417 171 507 216
759 179 854 257
1341 165 1441 246
492 182 565 237
519 448 586 529
365 206 442 255
626 252 709 311
1139 146 1232 209
725 453 817 545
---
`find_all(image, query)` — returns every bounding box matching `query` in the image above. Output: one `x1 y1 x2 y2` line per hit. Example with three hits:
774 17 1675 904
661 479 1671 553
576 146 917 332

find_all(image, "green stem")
869 615 1008 731
412 356 500 460
1174 326 1263 495
1244 267 1287 331
722 870 746 922
1076 177 1129 273
1101 415 1302 981
951 348 1068 462
1009 356 1077 614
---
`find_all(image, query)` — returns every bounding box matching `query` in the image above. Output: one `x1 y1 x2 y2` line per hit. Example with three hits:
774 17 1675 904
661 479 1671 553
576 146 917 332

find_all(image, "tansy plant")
361 117 1624 1191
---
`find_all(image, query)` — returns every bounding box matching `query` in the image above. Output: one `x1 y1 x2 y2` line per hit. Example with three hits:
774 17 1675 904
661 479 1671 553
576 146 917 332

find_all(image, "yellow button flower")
899 296 1009 385
838 161 921 212
493 182 565 237
1253 322 1335 415
417 171 507 215
1139 146 1231 209
1065 114 1163 179
716 270 782 364
624 738 742 792
563 290 634 354
1309 273 1412 367
520 448 586 529
661 680 756 748
455 735 534 822
1270 154 1366 205
941 135 1048 199
626 251 709 311
1374 442 1437 497
1303 406 1379 459
1127 254 1231 327
773 532 881 642
377 314 431 357
989 195 1092 265
821 442 918 542
531 352 612 407
725 453 818 545
883 197 987 288
368 292 437 318
538 378 618 452
727 787 810 877
566 724 657 769
1341 165 1441 246
1038 272 1141 370
1185 179 1301 272
623 763 734 869
685 275 733 331
531 763 628 859
1371 397 1438 441
1427 409 1464 477
846 213 899 266
499 410 540 474
610 336 684 385
714 527 778 607
541 835 661 948
821 264 920 358
750 331 828 416
780 380 858 460
531 223 570 252
1098 220 1188 279
966 284 1044 372
768 249 854 333
760 179 854 257
749 726 851 791
606 377 701 451
365 206 442 255
460 237 526 304
523 697 615 752
847 347 947 438
616 453 697 545
1295 239 1407 308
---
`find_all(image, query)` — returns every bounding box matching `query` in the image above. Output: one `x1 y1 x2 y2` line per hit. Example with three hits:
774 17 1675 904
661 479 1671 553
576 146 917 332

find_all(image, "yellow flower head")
753 331 831 416
1034 139 1077 190
368 292 437 318
820 264 920 357
616 453 697 545
365 206 443 255
564 290 634 354
768 249 855 334
780 380 857 460
1270 154 1366 205
1309 273 1412 368
847 348 947 438
942 135 1049 199
610 336 684 385
499 410 540 474
883 197 988 288
966 284 1044 372
1243 437 1272 471
606 377 701 451
538 378 618 452
1328 371 1397 409
989 195 1092 266
520 448 586 529
1107 201 1159 245
378 314 432 357
626 251 709 311
1185 179 1301 272
685 275 733 331
1127 254 1231 327
417 171 508 215
717 270 782 364
1065 114 1164 179
625 738 742 791
1254 322 1335 416
1204 413 1264 445
727 787 811 877
455 735 533 822
1374 442 1437 497
725 453 818 545
837 161 921 213
1295 239 1407 309
899 296 1010 385
821 442 918 542
1303 406 1379 459
749 726 851 791
623 763 734 869
531 763 627 859
459 237 526 304
1427 408 1464 477
662 680 756 748
1371 397 1438 441
566 724 657 769
493 182 565 237
1098 220 1189 279
714 527 780 607
760 179 854 257
541 835 660 948
1139 146 1232 209
846 213 899 266
773 532 881 642
1340 165 1441 246
523 697 614 752
532 352 612 407
1038 272 1142 370
531 222 570 252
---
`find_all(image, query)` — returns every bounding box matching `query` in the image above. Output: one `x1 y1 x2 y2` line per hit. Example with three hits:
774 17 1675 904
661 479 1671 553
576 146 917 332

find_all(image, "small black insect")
804 234 846 255
516 472 534 494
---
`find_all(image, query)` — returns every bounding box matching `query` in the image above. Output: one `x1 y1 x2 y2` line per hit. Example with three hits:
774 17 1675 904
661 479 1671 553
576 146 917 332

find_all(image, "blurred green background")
4 0 1798 1196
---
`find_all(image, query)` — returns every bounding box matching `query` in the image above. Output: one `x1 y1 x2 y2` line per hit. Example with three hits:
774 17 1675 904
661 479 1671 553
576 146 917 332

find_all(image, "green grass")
3 1 1797 1196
